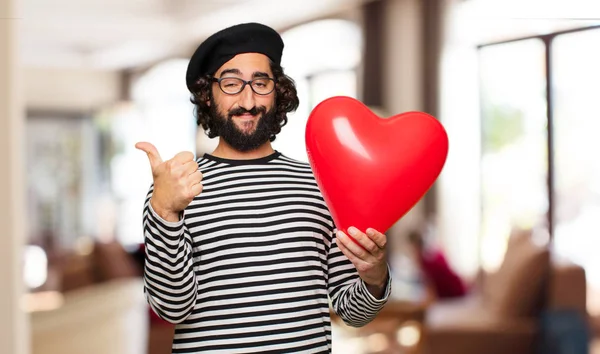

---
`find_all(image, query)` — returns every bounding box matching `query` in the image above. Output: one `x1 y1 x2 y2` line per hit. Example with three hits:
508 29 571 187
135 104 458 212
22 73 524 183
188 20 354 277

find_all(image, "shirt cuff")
148 202 185 228
360 264 393 304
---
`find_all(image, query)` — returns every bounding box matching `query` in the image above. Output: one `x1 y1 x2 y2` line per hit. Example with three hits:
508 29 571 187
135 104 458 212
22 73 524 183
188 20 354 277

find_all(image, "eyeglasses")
211 77 276 95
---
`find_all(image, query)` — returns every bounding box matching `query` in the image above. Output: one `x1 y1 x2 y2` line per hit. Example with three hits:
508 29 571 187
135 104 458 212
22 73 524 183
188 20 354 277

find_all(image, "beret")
185 22 284 91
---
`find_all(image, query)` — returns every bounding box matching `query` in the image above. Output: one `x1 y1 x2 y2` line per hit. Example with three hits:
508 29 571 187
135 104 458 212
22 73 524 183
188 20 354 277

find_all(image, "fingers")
189 182 203 198
135 142 163 170
337 236 369 268
338 228 389 288
173 151 195 164
336 230 368 259
187 170 203 199
188 170 203 185
183 160 199 175
347 227 380 255
366 228 387 249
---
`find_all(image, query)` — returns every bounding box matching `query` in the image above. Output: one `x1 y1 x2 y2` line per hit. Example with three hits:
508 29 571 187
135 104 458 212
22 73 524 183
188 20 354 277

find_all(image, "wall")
380 0 428 257
436 0 482 278
0 0 30 351
24 67 121 112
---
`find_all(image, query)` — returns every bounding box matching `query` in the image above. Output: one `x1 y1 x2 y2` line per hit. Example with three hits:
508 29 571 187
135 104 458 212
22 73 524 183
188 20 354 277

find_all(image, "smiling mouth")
233 115 258 131
235 114 256 119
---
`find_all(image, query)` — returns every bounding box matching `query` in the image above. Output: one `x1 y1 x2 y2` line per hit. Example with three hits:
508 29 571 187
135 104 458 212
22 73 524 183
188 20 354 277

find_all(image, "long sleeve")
327 232 392 327
142 184 198 324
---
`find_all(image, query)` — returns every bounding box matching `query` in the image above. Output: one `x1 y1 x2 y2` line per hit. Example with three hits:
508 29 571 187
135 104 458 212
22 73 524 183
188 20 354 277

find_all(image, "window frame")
477 24 600 242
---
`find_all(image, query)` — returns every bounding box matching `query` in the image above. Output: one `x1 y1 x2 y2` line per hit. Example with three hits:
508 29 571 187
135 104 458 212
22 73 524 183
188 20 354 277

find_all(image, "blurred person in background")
135 22 391 353
408 229 467 301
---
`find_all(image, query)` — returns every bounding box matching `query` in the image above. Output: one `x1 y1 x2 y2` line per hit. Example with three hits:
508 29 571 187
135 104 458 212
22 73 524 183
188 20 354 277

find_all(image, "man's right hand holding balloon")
135 142 203 222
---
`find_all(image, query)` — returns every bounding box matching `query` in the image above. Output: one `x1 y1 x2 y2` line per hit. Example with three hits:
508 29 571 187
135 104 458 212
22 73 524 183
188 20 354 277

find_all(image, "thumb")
135 142 163 170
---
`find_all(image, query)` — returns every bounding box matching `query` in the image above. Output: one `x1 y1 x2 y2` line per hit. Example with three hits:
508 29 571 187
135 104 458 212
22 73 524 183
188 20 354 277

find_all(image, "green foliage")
483 104 525 153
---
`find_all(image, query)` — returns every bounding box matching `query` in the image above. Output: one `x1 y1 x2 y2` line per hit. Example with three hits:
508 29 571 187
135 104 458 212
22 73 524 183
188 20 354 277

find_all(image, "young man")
136 22 391 353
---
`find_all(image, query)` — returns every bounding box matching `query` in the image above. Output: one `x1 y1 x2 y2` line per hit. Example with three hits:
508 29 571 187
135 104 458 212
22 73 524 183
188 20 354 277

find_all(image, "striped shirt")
142 151 391 353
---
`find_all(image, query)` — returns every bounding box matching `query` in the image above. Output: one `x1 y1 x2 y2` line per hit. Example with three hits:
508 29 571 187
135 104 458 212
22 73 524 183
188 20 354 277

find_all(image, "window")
26 114 96 248
552 28 600 297
105 59 198 246
478 25 600 314
274 19 362 162
478 39 548 271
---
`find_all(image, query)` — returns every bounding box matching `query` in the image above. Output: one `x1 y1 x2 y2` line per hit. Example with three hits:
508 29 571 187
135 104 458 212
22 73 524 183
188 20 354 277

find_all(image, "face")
209 53 277 152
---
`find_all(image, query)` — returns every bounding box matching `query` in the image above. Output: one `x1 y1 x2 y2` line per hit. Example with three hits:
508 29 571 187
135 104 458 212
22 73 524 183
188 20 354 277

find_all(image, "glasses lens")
251 78 275 95
219 78 244 94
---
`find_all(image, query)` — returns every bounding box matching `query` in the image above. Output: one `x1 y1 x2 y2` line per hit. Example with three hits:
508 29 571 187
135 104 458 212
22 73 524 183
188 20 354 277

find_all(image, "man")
136 22 391 353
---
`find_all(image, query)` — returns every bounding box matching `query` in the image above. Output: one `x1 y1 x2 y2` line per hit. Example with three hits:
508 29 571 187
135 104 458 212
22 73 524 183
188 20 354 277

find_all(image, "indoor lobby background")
2 0 600 353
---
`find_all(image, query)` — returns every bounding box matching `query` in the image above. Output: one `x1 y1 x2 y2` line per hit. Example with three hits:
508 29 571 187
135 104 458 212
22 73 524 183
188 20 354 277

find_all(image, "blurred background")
2 0 600 353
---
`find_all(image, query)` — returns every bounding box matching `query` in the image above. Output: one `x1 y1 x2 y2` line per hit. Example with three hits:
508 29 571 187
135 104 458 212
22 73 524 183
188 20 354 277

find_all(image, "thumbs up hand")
136 142 203 222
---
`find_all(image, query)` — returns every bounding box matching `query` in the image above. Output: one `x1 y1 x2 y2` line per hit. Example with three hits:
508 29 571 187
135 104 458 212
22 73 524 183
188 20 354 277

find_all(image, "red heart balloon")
305 96 449 236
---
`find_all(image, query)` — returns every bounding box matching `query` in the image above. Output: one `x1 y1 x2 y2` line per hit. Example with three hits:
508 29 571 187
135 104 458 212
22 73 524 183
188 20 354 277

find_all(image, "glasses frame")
211 77 276 95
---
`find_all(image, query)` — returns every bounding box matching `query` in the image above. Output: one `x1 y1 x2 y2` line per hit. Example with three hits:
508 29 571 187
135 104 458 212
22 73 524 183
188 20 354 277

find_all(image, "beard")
209 97 279 152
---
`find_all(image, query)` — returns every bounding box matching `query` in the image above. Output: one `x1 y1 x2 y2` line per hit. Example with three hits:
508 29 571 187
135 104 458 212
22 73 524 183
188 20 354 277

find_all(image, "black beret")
185 22 284 91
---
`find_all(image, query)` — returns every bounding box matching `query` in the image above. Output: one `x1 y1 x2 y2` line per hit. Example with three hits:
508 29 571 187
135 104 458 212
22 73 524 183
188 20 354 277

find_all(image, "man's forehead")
215 53 272 76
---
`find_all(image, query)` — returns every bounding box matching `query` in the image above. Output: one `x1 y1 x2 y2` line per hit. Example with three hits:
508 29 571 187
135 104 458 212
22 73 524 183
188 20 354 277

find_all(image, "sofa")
422 228 588 354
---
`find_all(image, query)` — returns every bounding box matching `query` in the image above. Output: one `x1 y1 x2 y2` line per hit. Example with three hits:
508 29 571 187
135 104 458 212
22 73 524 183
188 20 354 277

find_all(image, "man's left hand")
336 226 389 298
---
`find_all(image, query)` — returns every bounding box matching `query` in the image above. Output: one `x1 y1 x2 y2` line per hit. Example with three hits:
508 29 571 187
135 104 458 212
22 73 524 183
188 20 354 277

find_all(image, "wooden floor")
28 280 599 354
29 279 148 354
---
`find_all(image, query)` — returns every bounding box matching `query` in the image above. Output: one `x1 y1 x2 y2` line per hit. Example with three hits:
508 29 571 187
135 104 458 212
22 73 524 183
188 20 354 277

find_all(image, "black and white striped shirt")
143 151 391 353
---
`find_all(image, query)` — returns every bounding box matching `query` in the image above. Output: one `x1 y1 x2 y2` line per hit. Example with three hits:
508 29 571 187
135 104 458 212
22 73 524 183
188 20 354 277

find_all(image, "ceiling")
19 0 375 71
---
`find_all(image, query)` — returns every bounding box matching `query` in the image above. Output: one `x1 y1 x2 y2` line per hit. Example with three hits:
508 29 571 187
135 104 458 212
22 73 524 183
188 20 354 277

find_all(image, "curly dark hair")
189 61 300 142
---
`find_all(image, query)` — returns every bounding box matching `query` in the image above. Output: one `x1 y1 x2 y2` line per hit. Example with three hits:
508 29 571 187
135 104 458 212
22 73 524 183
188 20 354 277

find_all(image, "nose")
238 83 256 111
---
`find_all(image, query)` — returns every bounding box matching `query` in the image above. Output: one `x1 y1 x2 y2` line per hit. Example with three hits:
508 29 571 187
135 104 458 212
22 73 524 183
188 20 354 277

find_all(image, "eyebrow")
219 68 241 77
252 71 270 79
219 68 271 78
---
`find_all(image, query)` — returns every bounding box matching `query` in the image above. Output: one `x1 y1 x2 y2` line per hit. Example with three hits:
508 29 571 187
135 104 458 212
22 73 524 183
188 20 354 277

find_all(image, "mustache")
228 106 267 118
